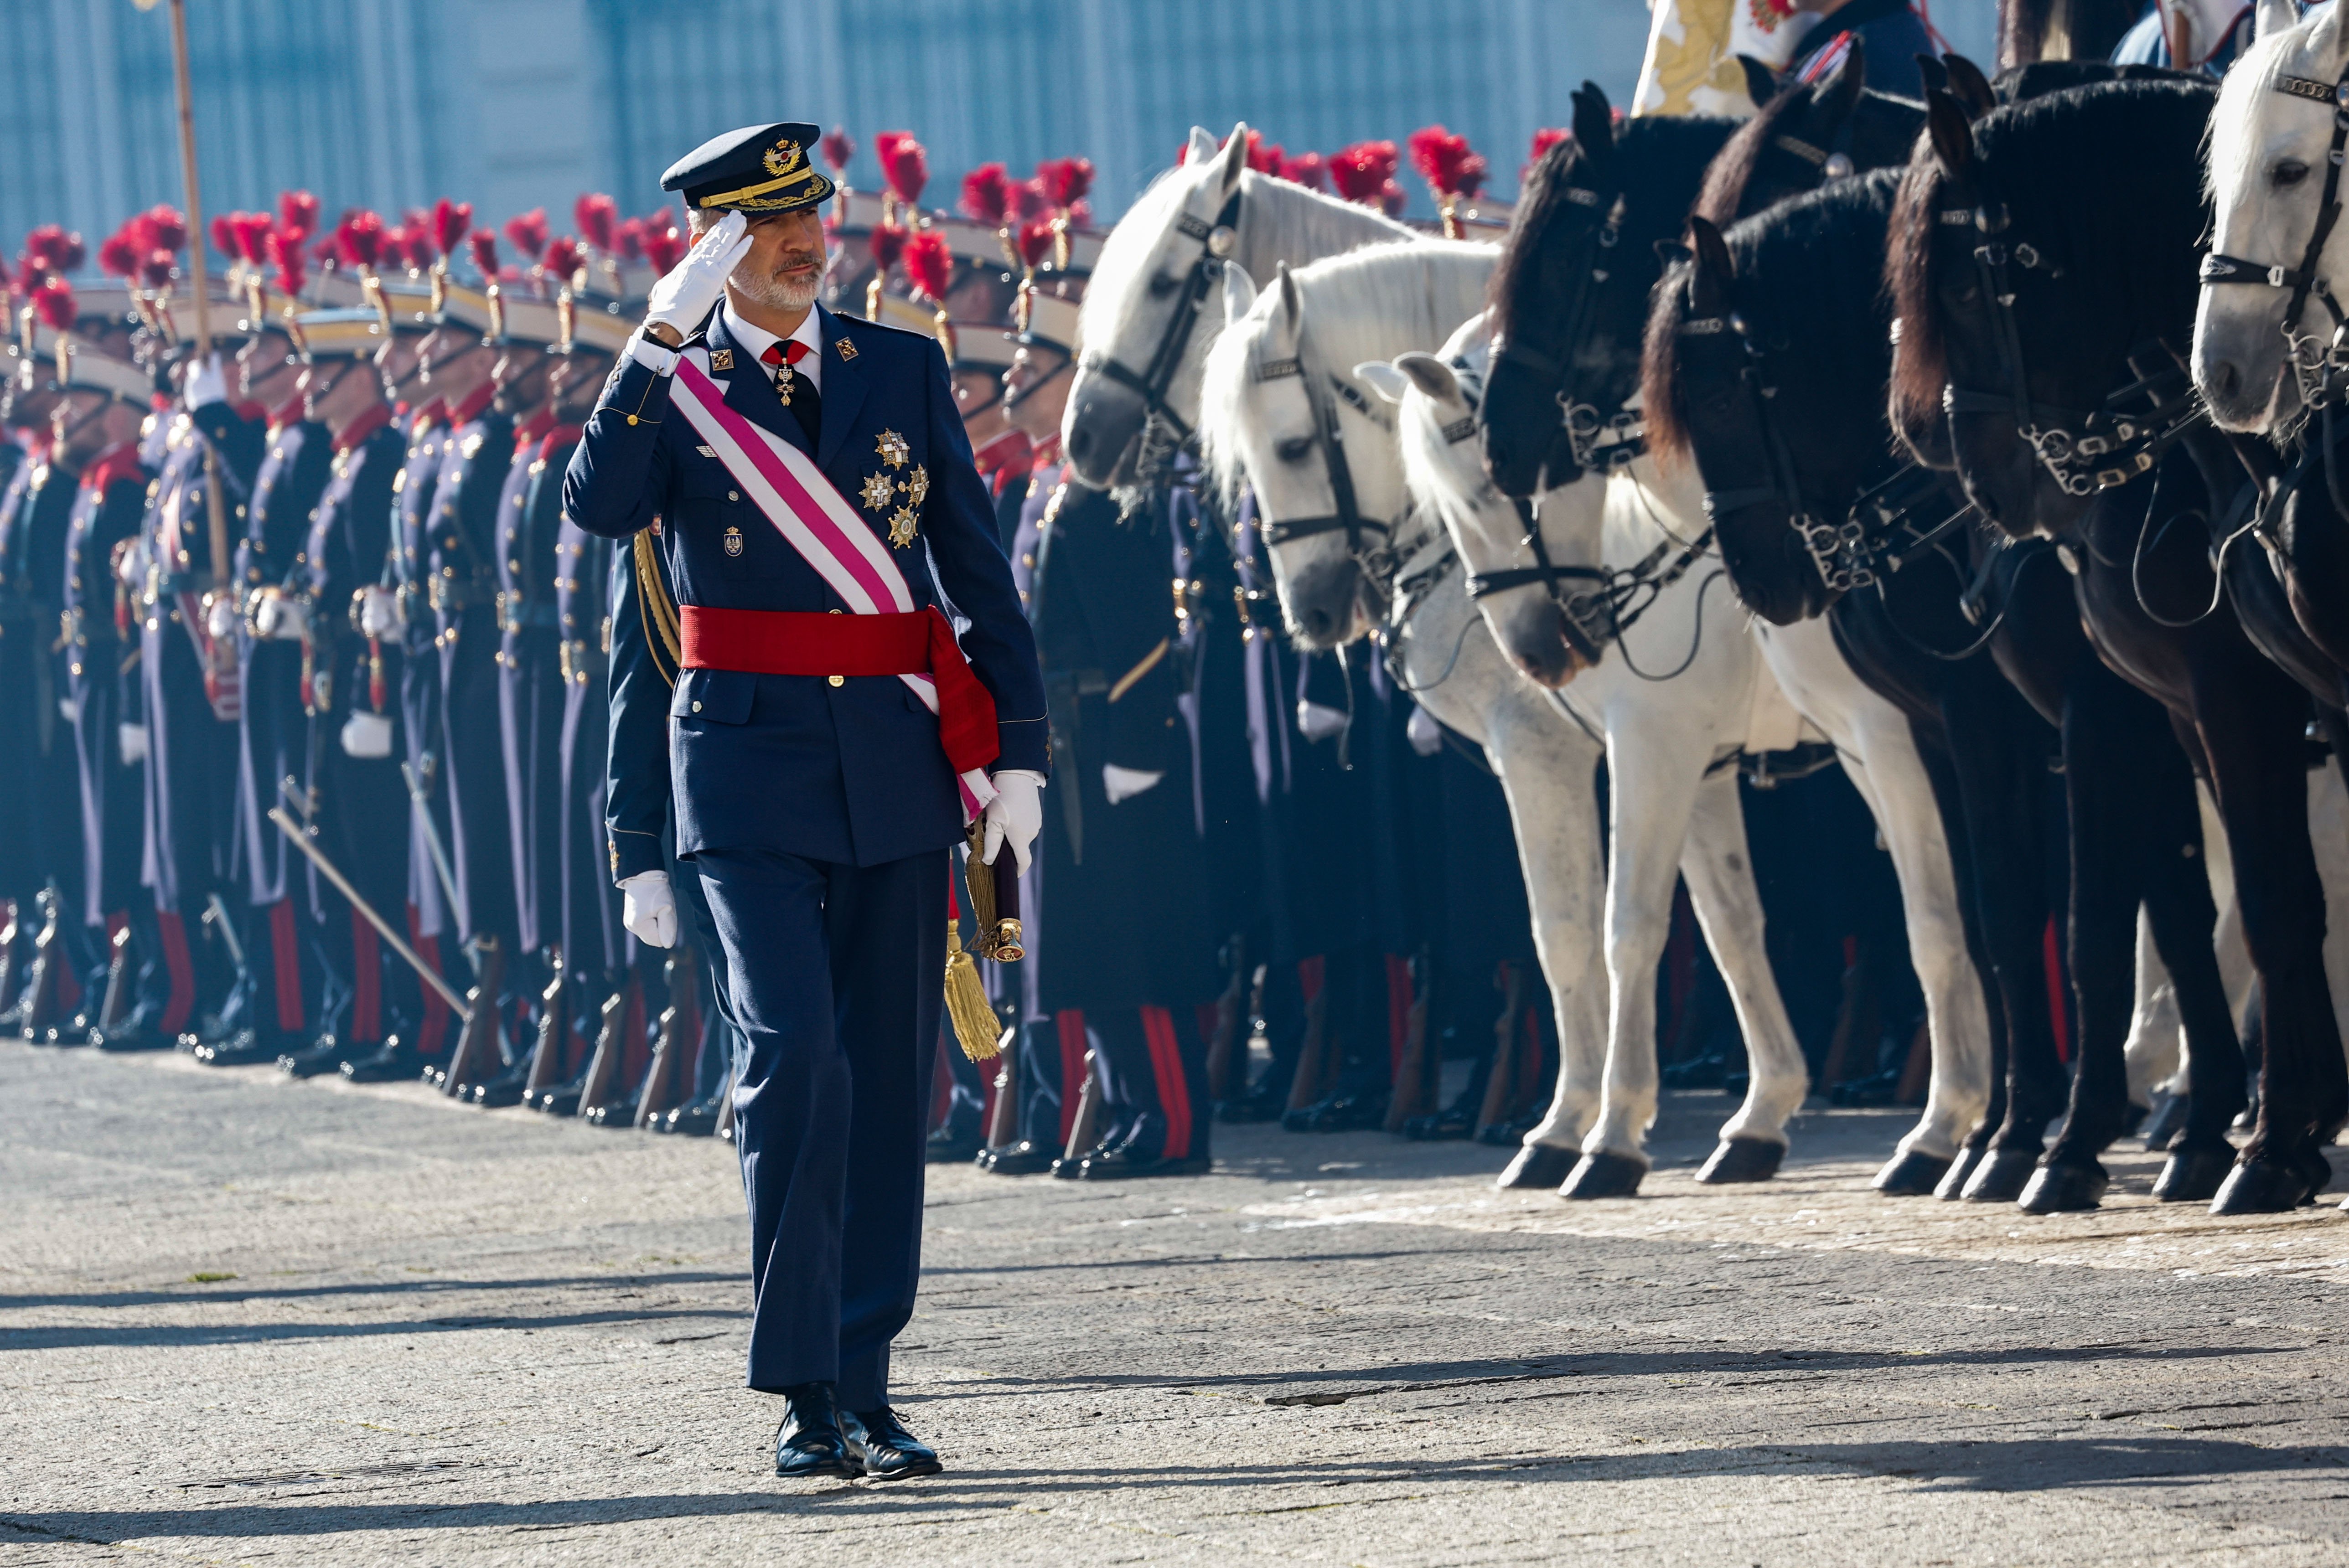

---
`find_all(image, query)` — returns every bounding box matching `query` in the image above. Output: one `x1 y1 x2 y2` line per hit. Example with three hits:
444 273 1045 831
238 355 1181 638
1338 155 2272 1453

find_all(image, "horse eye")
2272 159 2311 189
1274 435 1314 462
1148 271 1180 298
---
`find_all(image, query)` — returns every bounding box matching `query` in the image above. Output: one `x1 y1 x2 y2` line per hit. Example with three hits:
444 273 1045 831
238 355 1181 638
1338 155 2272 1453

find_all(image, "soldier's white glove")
1406 703 1444 757
1103 764 1163 805
116 540 149 590
981 769 1045 876
118 723 148 766
1298 700 1349 743
358 585 403 640
185 351 229 412
57 697 77 724
254 592 307 641
643 211 750 345
206 594 240 641
620 868 678 949
340 710 393 759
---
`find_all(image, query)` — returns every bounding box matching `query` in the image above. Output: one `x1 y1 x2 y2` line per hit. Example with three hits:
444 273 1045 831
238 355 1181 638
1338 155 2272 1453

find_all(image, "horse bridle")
1248 344 1394 581
1938 192 2205 497
1490 185 1645 482
2199 64 2349 407
1079 186 1245 459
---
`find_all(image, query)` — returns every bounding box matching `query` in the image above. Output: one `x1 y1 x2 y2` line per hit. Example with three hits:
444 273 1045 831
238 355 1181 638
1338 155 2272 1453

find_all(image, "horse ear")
1222 261 1259 327
1815 35 1867 124
1187 126 1219 165
1926 89 1976 178
2258 0 2300 41
1276 260 1302 327
1914 54 1949 94
1735 53 1784 110
1654 238 1693 267
1942 53 1997 120
1217 122 1251 194
2309 0 2347 57
1571 83 1614 159
1390 351 1462 406
1687 218 1734 320
1356 360 1413 405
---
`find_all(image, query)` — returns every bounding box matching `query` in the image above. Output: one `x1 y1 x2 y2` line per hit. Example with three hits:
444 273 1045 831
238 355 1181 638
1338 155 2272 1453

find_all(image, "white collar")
721 301 823 390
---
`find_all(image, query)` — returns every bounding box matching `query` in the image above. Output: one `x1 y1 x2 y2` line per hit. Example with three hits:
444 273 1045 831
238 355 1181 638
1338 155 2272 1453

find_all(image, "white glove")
185 351 228 412
118 723 148 766
57 697 78 725
1406 703 1444 757
206 595 240 641
358 585 403 640
620 868 678 949
1103 764 1163 805
1298 700 1349 743
340 710 394 759
980 769 1045 877
254 592 308 641
644 211 750 342
116 540 148 590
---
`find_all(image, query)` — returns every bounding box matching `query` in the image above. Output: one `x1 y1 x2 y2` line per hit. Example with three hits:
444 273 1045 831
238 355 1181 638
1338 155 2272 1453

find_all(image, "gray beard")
732 261 822 316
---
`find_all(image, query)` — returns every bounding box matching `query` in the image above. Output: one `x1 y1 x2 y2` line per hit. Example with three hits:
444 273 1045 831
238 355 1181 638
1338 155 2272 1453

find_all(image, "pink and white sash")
666 352 996 818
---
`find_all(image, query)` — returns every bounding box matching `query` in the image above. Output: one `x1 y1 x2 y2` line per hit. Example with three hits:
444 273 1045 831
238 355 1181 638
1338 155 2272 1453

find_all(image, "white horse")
1065 121 1416 490
1199 243 1815 1194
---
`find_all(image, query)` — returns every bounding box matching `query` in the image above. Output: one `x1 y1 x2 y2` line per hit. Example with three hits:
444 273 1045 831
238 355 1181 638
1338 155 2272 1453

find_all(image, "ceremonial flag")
1634 0 1824 117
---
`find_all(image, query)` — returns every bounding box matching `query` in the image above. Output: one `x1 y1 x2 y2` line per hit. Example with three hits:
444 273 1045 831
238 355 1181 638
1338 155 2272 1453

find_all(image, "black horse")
1891 77 2346 1213
1642 167 2249 1210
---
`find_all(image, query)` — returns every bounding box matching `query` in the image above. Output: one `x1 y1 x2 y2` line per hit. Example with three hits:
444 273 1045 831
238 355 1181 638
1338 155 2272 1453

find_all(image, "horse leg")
1561 726 1709 1200
1480 698 1608 1190
1677 765 1807 1183
2194 652 2349 1213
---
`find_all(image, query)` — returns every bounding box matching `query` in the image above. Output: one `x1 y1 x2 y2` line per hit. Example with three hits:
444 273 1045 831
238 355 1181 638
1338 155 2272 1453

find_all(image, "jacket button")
828 675 844 687
728 490 740 502
691 700 702 712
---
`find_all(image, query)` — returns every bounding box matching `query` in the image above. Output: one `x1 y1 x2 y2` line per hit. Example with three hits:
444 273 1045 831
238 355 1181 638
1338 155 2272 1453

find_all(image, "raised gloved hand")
980 769 1045 876
620 868 678 949
118 722 147 767
254 591 307 641
1297 700 1349 743
643 211 750 344
205 594 240 641
1103 764 1163 805
357 585 403 640
185 351 229 412
1406 703 1444 757
340 710 393 759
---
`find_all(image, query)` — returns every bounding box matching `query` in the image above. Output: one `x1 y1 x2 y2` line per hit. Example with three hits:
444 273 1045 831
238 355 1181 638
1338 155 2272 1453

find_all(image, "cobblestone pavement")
5 1040 2349 1566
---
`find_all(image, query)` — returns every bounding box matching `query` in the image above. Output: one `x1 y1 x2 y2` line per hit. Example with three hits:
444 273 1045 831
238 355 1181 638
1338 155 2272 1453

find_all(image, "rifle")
1284 975 1330 1112
522 950 568 1106
983 1024 1021 1150
1061 1047 1103 1165
1474 960 1528 1140
439 935 505 1099
1203 937 1249 1102
574 980 630 1122
15 887 61 1042
0 898 21 1021
93 920 134 1037
633 948 698 1130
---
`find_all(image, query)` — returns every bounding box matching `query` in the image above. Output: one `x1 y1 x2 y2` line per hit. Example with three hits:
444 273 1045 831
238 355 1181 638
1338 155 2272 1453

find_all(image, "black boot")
278 1036 347 1078
773 1382 858 1480
840 1405 942 1480
340 1036 426 1083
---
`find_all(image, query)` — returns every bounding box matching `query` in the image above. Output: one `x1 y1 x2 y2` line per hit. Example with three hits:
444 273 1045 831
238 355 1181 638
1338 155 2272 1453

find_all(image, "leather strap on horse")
2201 65 2349 397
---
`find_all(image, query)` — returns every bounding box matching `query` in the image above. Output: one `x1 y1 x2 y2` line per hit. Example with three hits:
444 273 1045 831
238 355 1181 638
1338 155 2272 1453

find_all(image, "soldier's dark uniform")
497 410 571 970
388 394 459 1056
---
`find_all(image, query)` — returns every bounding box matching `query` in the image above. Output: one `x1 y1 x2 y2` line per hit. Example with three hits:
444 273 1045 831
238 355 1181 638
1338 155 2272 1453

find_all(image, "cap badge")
765 139 803 179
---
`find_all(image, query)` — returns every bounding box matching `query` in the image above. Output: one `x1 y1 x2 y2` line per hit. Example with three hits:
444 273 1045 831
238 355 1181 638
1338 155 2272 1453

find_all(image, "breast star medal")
889 507 919 547
875 429 909 468
860 472 898 512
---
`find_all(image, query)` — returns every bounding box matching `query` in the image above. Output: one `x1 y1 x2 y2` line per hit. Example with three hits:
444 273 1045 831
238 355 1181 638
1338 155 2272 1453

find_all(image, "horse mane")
1693 79 1824 226
1490 113 1738 340
1644 169 1903 466
1199 238 1497 504
1079 163 1413 374
1888 79 2214 432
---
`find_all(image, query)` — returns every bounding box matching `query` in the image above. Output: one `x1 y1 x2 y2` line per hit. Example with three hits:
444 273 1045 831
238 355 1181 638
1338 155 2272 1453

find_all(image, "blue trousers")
695 843 944 1408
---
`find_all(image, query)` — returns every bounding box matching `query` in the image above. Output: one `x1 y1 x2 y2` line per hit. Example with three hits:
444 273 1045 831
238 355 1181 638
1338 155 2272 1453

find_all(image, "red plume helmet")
140 248 175 290
1039 156 1094 210
541 236 585 290
401 219 439 271
613 217 646 263
879 134 928 208
1014 219 1056 271
902 229 952 302
868 220 910 272
208 214 236 260
1409 126 1487 235
1013 179 1051 222
1280 151 1327 191
1238 130 1280 175
98 230 142 279
820 127 856 174
1329 141 1400 206
573 193 616 254
231 212 276 265
337 210 387 271
469 229 502 282
32 276 75 333
960 163 1010 226
24 225 85 280
277 190 320 242
642 222 685 275
141 204 188 255
431 198 473 258
502 208 549 263
267 229 307 300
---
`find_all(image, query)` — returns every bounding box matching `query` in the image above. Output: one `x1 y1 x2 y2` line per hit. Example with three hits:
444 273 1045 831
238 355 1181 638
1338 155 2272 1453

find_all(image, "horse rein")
2199 65 2349 408
1490 185 1645 483
1247 344 1394 577
1078 186 1246 463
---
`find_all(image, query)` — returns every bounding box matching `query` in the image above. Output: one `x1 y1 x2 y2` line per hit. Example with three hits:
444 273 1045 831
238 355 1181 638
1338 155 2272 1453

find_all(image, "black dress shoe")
193 1030 288 1067
926 1122 984 1163
341 1038 426 1083
980 1140 1057 1176
841 1406 942 1480
1080 1145 1211 1179
90 1022 171 1052
1218 1082 1288 1124
774 1383 859 1480
665 1094 724 1137
278 1037 347 1078
1289 1089 1388 1133
1403 1100 1475 1140
531 1074 587 1116
466 1059 533 1108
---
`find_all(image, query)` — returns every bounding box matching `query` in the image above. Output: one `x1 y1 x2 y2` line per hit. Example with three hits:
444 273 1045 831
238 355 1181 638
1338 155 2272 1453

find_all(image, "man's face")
952 366 1010 443
701 206 828 316
416 336 496 404
550 351 613 417
492 347 551 410
374 332 424 398
1002 344 1072 440
237 331 300 402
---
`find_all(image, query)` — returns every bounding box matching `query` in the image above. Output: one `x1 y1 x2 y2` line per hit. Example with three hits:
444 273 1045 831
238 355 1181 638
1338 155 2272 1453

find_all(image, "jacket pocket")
672 665 755 724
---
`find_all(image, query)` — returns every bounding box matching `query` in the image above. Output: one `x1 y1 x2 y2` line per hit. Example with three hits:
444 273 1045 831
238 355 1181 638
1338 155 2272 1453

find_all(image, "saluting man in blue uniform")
564 121 1048 1482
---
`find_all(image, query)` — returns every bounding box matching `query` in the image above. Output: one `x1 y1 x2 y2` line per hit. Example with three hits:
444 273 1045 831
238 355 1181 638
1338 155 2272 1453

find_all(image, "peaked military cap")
662 122 835 215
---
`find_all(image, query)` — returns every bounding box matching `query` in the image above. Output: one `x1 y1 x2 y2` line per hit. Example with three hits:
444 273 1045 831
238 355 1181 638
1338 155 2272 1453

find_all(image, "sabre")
267 807 473 1021
203 891 246 968
398 754 469 971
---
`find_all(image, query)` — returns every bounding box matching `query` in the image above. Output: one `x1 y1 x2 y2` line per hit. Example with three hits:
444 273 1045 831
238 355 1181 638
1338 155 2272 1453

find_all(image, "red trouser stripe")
349 909 382 1042
1298 954 1324 1003
269 899 302 1031
1385 953 1413 1080
407 907 450 1057
1140 1005 1191 1161
157 908 195 1036
56 939 83 1013
1055 1009 1088 1145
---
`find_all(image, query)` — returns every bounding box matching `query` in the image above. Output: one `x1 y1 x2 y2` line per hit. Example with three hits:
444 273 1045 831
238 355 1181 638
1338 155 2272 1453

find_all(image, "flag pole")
153 0 232 593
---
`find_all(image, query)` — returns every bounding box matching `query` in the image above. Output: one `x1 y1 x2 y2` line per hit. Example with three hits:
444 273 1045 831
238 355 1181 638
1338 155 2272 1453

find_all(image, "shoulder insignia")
836 337 858 362
709 348 734 371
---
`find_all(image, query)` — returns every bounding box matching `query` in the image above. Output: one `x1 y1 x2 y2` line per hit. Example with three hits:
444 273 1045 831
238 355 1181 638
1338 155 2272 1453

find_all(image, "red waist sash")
677 603 1000 775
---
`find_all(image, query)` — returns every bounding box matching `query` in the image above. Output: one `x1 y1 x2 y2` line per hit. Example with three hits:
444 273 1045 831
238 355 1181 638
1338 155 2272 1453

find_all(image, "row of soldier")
0 184 1559 1174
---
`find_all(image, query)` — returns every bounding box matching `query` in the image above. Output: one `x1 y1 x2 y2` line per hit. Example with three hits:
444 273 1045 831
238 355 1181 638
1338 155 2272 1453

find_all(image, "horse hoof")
1560 1150 1648 1200
2210 1155 2313 1215
1873 1149 1952 1197
2152 1145 2235 1203
1932 1145 1985 1201
1959 1148 2039 1203
1496 1143 1578 1191
2018 1160 2107 1213
1696 1137 1784 1184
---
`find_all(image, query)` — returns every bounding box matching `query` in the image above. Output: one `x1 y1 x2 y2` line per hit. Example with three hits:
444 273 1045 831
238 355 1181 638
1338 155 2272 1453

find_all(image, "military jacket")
499 423 576 647
389 402 451 659
564 305 1049 868
236 417 332 604
62 443 151 690
425 403 516 640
